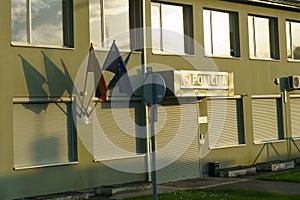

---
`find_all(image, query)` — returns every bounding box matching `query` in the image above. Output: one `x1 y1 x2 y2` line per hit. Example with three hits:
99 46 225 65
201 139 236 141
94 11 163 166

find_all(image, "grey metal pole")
143 70 165 200
150 105 158 200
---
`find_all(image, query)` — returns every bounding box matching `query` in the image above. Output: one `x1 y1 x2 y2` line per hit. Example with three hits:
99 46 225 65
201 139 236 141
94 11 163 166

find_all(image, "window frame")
203 8 240 58
237 99 245 144
11 0 74 48
248 15 279 60
150 1 194 55
89 0 140 51
286 20 300 61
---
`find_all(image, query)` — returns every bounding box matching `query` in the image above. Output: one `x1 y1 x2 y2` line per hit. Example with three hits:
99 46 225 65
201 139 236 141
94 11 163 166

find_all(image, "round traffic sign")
143 73 166 105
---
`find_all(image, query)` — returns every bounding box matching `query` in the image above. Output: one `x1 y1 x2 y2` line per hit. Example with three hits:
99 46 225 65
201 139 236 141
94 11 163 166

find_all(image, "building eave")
223 0 300 12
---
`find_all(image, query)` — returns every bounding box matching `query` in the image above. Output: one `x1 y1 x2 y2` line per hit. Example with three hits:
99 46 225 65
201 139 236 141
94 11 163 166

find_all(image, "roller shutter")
156 103 199 183
13 103 77 169
93 101 144 160
252 98 280 142
207 99 239 148
290 97 300 138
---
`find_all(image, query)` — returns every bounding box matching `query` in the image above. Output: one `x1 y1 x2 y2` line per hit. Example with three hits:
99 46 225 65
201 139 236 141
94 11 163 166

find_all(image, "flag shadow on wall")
18 53 78 167
19 52 74 114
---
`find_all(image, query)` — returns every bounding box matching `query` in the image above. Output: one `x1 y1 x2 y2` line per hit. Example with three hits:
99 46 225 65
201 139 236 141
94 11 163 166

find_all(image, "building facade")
0 0 300 199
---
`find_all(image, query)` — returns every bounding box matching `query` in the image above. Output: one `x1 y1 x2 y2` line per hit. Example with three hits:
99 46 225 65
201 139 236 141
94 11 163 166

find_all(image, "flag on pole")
88 44 108 101
102 40 133 96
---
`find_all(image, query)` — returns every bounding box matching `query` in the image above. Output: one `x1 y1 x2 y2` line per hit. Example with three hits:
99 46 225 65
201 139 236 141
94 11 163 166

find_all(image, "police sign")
180 70 229 90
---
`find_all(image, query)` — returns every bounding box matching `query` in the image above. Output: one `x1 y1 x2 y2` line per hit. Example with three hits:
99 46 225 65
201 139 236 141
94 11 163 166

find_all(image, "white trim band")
13 161 78 171
13 97 73 104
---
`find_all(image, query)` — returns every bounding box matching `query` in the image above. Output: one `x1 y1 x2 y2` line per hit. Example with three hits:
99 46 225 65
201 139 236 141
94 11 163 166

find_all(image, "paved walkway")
89 177 300 199
111 177 249 199
212 179 300 195
89 168 300 200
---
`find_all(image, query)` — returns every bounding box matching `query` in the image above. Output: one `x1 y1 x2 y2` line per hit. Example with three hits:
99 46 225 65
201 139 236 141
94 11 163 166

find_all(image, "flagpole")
141 1 147 76
85 80 103 117
79 44 93 117
85 44 108 117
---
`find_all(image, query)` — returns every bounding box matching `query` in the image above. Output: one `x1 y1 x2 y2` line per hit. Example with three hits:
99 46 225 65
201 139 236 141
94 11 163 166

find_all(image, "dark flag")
102 40 133 96
88 44 108 101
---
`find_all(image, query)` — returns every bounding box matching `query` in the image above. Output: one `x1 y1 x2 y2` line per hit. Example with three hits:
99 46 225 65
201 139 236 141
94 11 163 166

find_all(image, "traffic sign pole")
150 105 158 200
142 70 166 200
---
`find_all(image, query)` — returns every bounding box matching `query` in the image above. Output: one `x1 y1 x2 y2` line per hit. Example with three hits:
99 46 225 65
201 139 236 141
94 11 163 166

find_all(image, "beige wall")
0 0 145 199
146 0 300 174
0 0 300 198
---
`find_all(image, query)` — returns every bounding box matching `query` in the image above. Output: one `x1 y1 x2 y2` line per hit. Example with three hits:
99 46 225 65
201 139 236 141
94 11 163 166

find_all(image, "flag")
107 52 132 89
88 44 108 101
102 40 133 96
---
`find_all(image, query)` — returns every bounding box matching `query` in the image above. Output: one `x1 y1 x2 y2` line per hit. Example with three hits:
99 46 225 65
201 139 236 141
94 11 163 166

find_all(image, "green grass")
258 169 300 183
125 189 300 200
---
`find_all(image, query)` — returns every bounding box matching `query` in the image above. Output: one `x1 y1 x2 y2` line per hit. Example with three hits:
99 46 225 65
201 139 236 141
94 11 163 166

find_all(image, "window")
252 98 283 143
203 9 240 57
207 98 244 149
13 102 77 170
289 97 300 138
151 2 194 54
11 0 74 47
90 0 137 50
93 101 145 160
286 20 300 60
248 15 279 60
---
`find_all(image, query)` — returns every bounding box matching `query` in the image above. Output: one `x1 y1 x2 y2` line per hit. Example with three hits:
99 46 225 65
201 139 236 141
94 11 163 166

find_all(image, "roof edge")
223 0 300 11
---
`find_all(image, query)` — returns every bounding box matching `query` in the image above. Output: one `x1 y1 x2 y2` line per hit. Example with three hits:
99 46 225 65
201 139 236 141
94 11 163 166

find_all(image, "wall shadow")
18 53 78 168
19 54 49 113
20 52 74 99
42 51 73 97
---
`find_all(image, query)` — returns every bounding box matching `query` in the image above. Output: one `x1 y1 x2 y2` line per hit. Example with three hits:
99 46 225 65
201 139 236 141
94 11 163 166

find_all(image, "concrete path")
111 177 249 199
90 170 300 199
212 179 300 195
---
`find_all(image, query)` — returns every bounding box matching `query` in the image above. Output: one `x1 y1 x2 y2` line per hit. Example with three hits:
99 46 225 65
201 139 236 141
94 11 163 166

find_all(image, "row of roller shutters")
12 99 238 181
252 97 300 141
13 101 143 169
12 97 300 178
156 98 241 183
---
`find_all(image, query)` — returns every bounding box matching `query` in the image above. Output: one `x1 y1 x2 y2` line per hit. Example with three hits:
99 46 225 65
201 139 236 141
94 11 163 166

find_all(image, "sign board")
157 70 234 97
180 70 229 90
